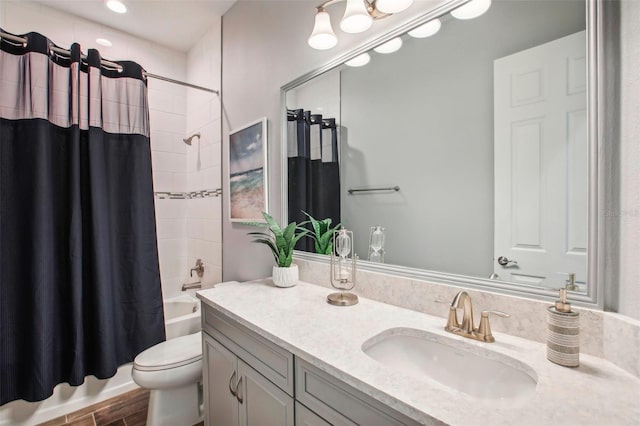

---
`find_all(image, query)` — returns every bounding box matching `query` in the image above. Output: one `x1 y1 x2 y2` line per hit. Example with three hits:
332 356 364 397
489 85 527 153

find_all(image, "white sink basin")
362 328 537 400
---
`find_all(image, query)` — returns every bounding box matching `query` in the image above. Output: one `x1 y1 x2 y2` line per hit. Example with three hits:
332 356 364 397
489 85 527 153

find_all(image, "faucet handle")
435 299 461 330
477 310 510 343
482 310 510 318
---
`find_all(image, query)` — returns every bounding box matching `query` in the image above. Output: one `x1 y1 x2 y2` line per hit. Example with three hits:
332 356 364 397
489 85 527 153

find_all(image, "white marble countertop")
197 279 640 426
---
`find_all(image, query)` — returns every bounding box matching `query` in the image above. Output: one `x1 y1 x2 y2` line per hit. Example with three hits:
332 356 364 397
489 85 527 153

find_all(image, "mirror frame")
281 0 609 308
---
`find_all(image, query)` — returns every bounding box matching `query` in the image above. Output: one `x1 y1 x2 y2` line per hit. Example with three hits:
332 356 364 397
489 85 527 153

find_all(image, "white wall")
221 0 640 319
618 0 640 320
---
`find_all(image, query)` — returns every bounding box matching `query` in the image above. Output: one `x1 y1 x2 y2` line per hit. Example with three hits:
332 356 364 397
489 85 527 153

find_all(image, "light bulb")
373 37 403 54
345 53 371 67
308 10 338 50
105 0 127 14
408 19 442 38
96 38 113 47
376 0 413 14
451 0 491 20
340 0 373 34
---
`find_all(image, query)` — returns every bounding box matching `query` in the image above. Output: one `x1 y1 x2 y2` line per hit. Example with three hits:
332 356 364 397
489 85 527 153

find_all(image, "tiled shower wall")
185 24 223 287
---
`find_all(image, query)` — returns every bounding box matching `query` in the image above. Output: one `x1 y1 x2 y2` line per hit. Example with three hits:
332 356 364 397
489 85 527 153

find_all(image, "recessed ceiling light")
345 53 371 67
408 19 442 38
106 0 127 14
96 38 113 47
373 37 403 54
451 0 491 20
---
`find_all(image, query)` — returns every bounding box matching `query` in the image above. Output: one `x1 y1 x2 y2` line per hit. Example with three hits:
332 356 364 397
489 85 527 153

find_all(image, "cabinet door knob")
236 376 244 404
228 371 237 397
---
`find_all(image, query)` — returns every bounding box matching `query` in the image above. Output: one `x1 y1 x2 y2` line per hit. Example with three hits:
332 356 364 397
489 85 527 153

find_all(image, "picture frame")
228 117 268 222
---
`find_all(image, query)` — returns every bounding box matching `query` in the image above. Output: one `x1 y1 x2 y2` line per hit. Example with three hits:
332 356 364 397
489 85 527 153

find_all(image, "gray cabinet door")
237 359 294 426
203 334 239 426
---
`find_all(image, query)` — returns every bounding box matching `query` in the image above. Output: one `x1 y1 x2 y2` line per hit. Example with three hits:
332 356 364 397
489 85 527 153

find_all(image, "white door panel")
494 31 587 288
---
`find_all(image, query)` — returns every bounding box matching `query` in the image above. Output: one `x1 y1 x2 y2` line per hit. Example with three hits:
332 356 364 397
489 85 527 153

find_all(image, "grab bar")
348 186 400 194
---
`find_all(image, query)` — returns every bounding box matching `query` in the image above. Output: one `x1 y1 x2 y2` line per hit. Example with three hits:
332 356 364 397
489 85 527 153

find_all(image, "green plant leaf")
283 222 296 251
283 250 293 267
247 211 311 266
247 231 272 239
251 238 280 264
262 212 283 238
318 231 333 251
278 247 288 267
302 211 321 238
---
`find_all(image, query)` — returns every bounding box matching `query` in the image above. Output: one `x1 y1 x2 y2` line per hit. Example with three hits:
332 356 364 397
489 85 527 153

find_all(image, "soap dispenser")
546 288 579 367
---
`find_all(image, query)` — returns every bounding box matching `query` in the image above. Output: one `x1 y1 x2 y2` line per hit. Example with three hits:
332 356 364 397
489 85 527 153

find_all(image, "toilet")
132 331 203 426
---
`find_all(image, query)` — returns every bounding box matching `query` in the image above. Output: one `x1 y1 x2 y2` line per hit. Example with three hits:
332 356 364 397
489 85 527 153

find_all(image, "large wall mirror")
282 0 604 306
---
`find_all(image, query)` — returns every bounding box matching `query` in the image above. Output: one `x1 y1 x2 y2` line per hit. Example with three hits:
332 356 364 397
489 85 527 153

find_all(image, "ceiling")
33 0 236 52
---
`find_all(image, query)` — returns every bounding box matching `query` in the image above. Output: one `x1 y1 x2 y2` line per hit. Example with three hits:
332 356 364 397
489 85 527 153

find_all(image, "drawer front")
295 401 332 426
295 359 424 426
202 304 294 396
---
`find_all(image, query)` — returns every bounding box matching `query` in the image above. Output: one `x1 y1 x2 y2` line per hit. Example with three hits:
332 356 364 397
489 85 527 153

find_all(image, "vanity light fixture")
345 52 371 67
96 38 113 47
308 0 413 50
373 37 403 54
451 0 491 20
408 19 442 38
105 0 127 14
340 0 373 33
308 9 338 50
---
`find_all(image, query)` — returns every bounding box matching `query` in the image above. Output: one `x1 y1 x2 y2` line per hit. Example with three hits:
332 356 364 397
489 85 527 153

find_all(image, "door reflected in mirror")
286 0 587 293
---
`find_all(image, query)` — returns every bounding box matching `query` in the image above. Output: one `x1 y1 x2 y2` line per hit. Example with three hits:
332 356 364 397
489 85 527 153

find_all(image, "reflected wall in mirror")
286 0 588 293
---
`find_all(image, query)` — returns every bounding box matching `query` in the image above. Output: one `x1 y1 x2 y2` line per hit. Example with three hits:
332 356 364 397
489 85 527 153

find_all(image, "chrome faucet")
444 291 510 343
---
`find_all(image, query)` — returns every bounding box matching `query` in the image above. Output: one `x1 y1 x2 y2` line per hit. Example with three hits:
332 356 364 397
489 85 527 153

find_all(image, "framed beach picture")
228 118 268 222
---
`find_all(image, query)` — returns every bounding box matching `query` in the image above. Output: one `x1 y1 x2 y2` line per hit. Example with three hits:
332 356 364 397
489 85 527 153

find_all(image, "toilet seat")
134 331 202 372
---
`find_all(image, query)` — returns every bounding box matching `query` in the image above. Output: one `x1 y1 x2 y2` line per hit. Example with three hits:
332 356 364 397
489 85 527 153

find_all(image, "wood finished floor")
36 387 204 426
36 387 150 426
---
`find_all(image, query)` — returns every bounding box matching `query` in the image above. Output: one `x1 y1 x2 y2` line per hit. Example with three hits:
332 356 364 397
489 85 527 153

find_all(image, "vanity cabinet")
202 304 420 426
203 333 294 425
202 307 294 426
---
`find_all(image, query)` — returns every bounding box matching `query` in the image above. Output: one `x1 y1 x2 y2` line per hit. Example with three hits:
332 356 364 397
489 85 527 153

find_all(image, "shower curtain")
287 109 340 252
0 30 165 404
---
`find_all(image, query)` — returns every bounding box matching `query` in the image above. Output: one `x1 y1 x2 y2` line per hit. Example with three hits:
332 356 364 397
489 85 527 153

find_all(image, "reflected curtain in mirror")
287 109 341 251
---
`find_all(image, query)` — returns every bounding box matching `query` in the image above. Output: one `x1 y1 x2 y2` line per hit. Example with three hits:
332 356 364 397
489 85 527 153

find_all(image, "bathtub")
164 293 202 340
1 293 202 425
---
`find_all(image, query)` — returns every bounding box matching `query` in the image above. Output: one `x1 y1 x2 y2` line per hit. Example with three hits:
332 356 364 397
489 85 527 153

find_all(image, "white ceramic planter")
272 264 299 288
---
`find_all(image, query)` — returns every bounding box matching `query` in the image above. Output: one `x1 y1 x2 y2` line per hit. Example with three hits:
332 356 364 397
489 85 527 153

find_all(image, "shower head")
183 132 201 145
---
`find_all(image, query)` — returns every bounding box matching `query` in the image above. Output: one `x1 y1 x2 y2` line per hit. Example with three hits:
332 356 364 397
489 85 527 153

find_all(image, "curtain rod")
0 31 219 95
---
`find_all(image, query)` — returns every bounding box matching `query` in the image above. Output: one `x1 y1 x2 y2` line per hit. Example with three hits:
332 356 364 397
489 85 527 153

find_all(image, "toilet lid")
134 331 202 372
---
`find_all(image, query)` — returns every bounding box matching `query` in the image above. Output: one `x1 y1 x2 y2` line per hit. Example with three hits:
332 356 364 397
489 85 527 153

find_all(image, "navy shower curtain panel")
0 30 165 404
287 109 341 252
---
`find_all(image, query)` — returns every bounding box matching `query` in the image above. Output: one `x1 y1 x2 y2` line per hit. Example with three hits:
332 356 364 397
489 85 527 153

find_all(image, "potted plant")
302 211 341 255
247 211 308 287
